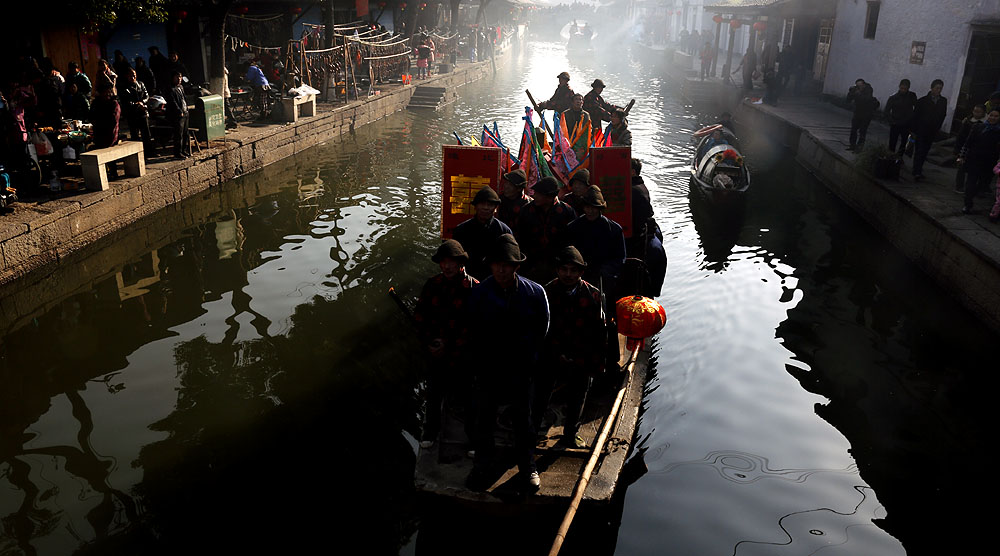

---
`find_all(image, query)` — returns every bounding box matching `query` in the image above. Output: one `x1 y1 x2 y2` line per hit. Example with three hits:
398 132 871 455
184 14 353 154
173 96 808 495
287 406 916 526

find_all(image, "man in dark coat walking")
847 79 880 151
884 78 918 155
910 79 948 180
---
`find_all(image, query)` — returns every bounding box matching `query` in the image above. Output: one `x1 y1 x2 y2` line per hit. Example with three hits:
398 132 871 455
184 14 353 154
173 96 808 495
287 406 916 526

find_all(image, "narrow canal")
0 40 992 555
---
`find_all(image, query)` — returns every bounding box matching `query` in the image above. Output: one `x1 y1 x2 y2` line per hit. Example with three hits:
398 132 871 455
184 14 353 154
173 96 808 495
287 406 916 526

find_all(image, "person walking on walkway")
847 79 879 151
884 79 918 155
954 104 985 192
956 108 1000 215
732 47 757 92
699 41 715 80
911 79 948 181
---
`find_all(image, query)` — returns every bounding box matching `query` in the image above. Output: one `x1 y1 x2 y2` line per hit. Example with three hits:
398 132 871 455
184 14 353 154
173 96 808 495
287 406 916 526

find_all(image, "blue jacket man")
465 233 549 492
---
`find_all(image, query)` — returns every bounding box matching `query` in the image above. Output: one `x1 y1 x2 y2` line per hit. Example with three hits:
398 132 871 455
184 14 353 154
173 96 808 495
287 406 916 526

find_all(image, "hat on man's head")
487 234 527 264
583 185 607 208
503 169 527 187
432 239 469 264
555 245 587 268
557 71 571 80
532 176 560 196
591 79 606 89
569 168 590 187
472 185 501 205
148 46 160 53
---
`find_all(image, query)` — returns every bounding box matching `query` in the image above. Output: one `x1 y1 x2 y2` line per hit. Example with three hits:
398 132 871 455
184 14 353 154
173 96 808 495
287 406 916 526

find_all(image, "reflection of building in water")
117 250 161 301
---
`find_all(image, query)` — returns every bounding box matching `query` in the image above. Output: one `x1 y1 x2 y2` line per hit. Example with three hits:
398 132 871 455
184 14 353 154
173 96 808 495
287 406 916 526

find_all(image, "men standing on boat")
583 79 620 133
452 186 512 281
498 169 532 230
561 94 593 167
537 72 575 114
568 185 627 370
534 246 606 449
413 240 479 450
466 234 549 491
515 176 578 284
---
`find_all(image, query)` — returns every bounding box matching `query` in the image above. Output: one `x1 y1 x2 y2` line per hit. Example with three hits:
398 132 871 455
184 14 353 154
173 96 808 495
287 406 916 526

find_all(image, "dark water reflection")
0 40 994 555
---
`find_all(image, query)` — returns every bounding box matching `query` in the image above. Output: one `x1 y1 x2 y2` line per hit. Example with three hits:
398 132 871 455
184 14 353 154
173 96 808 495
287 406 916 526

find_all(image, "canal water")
0 40 993 555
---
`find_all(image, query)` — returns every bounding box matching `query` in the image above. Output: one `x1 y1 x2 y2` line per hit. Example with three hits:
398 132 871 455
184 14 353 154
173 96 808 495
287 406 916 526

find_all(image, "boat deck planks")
413 334 652 509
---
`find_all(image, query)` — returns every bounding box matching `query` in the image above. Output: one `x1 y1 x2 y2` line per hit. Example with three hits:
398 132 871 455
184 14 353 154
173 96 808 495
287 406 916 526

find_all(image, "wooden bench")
80 141 145 191
280 93 316 122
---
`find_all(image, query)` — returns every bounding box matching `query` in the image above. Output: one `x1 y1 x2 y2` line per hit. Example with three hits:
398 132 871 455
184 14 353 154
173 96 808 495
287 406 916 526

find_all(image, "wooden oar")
525 89 555 138
548 343 641 556
388 287 415 323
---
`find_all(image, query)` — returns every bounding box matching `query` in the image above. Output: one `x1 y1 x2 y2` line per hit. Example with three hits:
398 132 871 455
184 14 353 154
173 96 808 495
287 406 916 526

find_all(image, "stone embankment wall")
0 53 502 290
735 102 1000 333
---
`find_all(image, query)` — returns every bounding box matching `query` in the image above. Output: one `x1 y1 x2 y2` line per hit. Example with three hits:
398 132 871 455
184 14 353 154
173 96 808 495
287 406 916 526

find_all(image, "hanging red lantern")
753 21 767 31
420 2 427 8
290 6 302 15
616 296 667 351
177 10 188 19
712 15 723 24
236 5 249 14
730 19 742 29
378 1 387 7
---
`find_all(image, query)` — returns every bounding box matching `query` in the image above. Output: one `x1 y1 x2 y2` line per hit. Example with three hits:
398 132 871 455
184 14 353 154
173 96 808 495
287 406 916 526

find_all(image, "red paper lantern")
753 21 767 31
177 10 188 19
712 15 723 24
378 1 387 7
420 2 427 8
400 2 407 8
616 296 667 351
730 19 742 29
291 6 302 14
236 6 249 14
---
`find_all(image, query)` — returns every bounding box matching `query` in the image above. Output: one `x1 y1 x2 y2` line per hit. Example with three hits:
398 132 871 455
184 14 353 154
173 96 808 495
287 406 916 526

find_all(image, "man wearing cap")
515 176 577 284
606 109 632 147
498 169 532 230
560 94 593 167
568 185 626 298
466 234 549 491
453 185 513 281
533 246 606 449
583 79 621 133
568 185 627 370
562 168 590 215
537 71 575 114
414 240 480 449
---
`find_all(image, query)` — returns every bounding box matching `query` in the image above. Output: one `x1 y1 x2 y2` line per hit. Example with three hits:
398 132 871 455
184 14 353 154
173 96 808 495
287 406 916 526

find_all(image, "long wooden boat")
413 333 653 511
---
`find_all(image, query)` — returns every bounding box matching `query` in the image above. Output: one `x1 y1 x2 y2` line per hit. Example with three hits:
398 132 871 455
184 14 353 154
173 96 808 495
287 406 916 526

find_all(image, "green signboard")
193 95 225 142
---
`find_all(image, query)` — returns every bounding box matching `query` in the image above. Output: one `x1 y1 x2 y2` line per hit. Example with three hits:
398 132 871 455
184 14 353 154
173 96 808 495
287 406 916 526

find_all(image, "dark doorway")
955 26 1000 131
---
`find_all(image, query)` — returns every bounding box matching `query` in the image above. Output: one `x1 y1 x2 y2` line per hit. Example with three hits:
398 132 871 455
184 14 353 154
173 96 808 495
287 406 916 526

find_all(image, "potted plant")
854 143 901 180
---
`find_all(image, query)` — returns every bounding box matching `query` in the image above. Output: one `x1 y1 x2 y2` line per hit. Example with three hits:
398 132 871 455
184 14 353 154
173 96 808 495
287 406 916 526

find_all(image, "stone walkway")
744 94 1000 254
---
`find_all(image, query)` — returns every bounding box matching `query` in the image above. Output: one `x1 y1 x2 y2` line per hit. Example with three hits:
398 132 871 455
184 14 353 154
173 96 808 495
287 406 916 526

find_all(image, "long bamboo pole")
548 344 641 556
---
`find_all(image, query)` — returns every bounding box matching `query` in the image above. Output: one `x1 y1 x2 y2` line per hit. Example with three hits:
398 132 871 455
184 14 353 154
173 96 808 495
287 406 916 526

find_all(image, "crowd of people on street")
845 76 1000 221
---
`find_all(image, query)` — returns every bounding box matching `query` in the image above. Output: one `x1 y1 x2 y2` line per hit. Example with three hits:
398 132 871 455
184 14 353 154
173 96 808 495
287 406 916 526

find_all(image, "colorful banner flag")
589 146 633 237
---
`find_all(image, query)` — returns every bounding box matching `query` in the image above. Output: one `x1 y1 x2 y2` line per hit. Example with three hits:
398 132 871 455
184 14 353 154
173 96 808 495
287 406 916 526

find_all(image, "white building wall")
824 0 1000 127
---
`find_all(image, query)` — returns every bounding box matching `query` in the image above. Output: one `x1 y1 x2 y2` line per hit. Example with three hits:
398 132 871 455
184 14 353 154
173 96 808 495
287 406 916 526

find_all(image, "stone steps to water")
407 85 451 111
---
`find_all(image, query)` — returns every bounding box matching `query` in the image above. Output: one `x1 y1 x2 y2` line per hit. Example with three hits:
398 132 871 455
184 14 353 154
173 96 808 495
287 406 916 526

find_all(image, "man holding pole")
537 71 576 114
